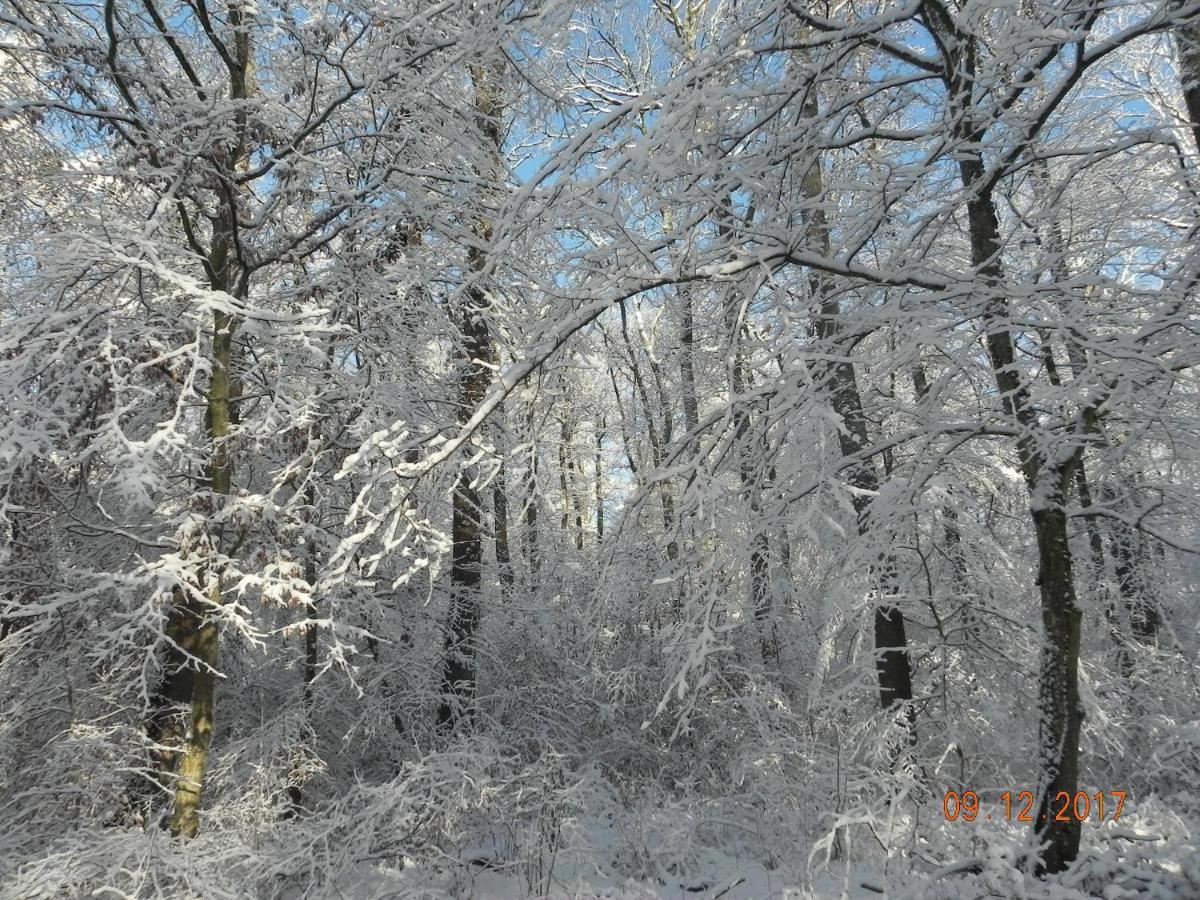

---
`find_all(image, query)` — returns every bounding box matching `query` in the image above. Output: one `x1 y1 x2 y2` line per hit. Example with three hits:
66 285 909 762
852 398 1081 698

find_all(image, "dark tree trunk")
493 427 514 595
147 587 200 788
788 54 916 714
1108 484 1160 644
716 201 773 656
525 455 540 589
436 61 504 732
806 204 914 715
524 400 540 589
285 543 318 817
558 418 573 538
568 439 585 552
958 152 1084 874
832 403 914 716
1176 15 1200 154
911 363 972 630
1030 157 1141 665
437 467 485 730
1030 503 1084 874
595 425 605 542
437 289 491 731
679 289 700 433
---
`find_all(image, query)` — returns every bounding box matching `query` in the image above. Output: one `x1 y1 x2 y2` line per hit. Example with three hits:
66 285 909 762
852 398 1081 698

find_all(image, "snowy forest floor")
2 740 1197 899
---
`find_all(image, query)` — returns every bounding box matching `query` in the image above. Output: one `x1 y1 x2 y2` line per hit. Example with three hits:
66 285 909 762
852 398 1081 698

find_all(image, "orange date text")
943 790 1126 823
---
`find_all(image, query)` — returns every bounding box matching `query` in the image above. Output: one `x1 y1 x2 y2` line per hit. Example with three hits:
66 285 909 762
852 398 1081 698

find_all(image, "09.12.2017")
943 790 1127 823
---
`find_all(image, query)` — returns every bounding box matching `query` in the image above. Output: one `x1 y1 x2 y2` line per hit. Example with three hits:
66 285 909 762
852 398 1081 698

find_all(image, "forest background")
1 0 1199 897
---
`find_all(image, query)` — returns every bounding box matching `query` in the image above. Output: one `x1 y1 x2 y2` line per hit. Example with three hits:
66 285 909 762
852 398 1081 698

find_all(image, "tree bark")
147 587 198 789
911 363 972 630
720 278 774 664
914 1 1086 862
558 417 574 539
567 430 585 552
436 61 503 731
1175 12 1200 154
595 424 605 542
170 304 241 836
679 289 700 434
958 151 1084 873
821 345 913 712
493 420 514 595
1106 480 1160 644
437 292 490 730
1030 156 1145 664
163 0 256 835
800 136 914 715
618 299 678 564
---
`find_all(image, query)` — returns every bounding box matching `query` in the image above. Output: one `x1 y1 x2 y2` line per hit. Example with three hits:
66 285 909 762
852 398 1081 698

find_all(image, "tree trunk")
1107 480 1160 644
146 587 198 789
437 466 485 730
1175 13 1200 154
170 302 238 837
437 61 503 731
823 350 913 713
679 289 700 433
164 2 256 835
493 420 514 595
168 583 220 837
524 399 540 589
595 424 605 542
800 138 914 715
437 293 491 730
720 280 774 664
665 205 699 436
958 152 1084 873
617 299 677 565
567 432 585 552
286 493 319 817
911 363 972 630
525 456 540 588
1030 502 1084 874
558 417 573 537
1031 156 1142 665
